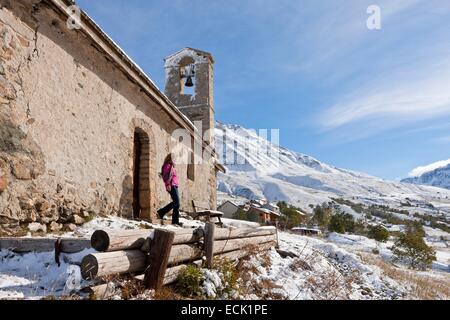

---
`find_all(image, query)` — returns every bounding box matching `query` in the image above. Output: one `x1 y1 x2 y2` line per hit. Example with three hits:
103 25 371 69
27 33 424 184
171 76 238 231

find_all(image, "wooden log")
204 222 215 269
81 250 147 280
212 234 276 257
167 234 276 265
81 283 116 300
214 227 276 240
143 229 175 290
92 228 204 252
140 227 277 253
163 240 276 285
91 229 151 252
81 234 277 279
92 227 276 253
0 237 91 253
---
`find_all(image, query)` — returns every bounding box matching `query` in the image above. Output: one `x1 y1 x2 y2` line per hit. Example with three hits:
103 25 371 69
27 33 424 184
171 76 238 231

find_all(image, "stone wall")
0 0 217 236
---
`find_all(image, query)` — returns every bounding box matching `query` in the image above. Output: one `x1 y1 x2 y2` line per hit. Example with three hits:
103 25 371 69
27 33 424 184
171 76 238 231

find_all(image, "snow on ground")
1 216 449 300
238 231 449 300
221 218 260 229
0 248 94 300
240 232 407 300
0 215 203 300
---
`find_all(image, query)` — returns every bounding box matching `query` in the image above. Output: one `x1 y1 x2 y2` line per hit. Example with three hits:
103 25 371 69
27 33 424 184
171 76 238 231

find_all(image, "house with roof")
217 200 241 218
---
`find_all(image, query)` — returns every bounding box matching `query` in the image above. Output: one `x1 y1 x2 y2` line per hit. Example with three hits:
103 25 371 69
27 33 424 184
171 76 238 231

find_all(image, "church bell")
185 76 194 87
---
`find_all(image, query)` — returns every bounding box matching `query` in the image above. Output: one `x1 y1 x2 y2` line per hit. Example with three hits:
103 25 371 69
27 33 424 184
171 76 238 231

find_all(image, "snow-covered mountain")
402 162 450 190
215 122 450 215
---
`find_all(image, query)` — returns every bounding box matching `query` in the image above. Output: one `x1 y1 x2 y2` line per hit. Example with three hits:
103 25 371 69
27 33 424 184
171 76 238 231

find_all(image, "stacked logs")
81 225 277 289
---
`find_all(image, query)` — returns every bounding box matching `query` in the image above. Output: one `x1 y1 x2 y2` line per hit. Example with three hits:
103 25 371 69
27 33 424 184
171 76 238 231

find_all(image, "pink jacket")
162 163 179 189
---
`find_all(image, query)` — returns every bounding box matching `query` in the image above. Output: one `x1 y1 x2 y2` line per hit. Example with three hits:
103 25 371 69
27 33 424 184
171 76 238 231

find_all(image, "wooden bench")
191 200 224 226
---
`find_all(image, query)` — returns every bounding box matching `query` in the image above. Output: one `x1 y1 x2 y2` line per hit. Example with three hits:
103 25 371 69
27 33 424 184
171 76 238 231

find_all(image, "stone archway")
131 119 157 221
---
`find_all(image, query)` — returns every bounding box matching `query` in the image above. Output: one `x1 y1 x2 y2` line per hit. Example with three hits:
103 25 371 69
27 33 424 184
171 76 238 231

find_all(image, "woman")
157 153 181 226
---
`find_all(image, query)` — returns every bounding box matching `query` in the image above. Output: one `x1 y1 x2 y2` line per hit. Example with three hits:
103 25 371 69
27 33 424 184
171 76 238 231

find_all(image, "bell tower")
164 48 215 144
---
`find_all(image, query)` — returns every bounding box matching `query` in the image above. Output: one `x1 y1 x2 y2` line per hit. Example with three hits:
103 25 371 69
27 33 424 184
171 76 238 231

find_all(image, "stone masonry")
0 0 221 236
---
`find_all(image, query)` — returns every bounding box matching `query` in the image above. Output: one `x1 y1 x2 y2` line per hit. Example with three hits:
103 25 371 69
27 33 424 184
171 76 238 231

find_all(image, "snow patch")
409 159 450 177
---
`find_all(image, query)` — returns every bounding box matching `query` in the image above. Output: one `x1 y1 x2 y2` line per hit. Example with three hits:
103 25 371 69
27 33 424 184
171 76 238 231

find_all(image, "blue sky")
77 0 450 181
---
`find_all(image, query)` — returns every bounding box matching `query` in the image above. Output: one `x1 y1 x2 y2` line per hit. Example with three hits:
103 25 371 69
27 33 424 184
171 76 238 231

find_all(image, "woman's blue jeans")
158 186 180 224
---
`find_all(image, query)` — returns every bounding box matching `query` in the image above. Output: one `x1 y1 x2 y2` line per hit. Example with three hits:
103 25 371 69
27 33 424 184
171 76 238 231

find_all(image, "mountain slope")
215 122 450 216
402 164 450 190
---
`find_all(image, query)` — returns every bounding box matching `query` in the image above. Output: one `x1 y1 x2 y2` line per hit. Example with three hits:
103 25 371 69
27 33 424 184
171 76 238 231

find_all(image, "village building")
217 200 240 218
0 0 224 235
247 206 280 224
261 202 280 214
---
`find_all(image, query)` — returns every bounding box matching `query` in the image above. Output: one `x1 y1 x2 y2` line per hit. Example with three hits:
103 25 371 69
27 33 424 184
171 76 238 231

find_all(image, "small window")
187 151 195 181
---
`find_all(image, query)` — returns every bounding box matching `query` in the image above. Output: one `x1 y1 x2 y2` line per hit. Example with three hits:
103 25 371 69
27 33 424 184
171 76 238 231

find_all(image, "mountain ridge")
215 122 450 216
402 164 450 190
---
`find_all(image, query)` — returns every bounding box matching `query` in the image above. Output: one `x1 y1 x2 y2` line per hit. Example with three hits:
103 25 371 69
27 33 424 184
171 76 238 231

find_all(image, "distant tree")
277 201 306 229
312 204 332 230
328 214 346 234
392 223 436 270
341 213 355 233
247 210 262 223
277 201 289 211
354 220 367 236
407 220 426 237
232 208 248 221
327 213 355 234
368 225 389 242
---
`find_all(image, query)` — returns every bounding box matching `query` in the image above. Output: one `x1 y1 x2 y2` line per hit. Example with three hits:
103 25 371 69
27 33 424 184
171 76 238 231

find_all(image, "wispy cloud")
312 1 450 141
319 61 450 131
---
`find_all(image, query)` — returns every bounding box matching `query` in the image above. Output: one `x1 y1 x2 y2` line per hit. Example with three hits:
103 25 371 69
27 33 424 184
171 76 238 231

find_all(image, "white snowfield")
215 122 450 216
0 216 202 300
409 159 450 178
0 216 448 300
402 162 450 190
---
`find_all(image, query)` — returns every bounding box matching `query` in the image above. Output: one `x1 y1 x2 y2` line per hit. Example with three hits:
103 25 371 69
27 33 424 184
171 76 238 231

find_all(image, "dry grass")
359 253 450 300
303 268 358 300
120 278 147 300
153 286 184 300
289 258 313 271
237 251 287 300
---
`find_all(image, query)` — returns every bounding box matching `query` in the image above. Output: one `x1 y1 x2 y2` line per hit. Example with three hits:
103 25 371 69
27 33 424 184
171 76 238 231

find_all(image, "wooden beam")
214 227 276 241
136 241 276 285
91 229 151 252
163 240 276 285
204 222 215 269
141 227 276 253
143 229 175 290
168 234 276 265
92 228 203 252
81 250 147 280
81 234 277 279
92 227 276 253
0 237 91 253
81 283 116 300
